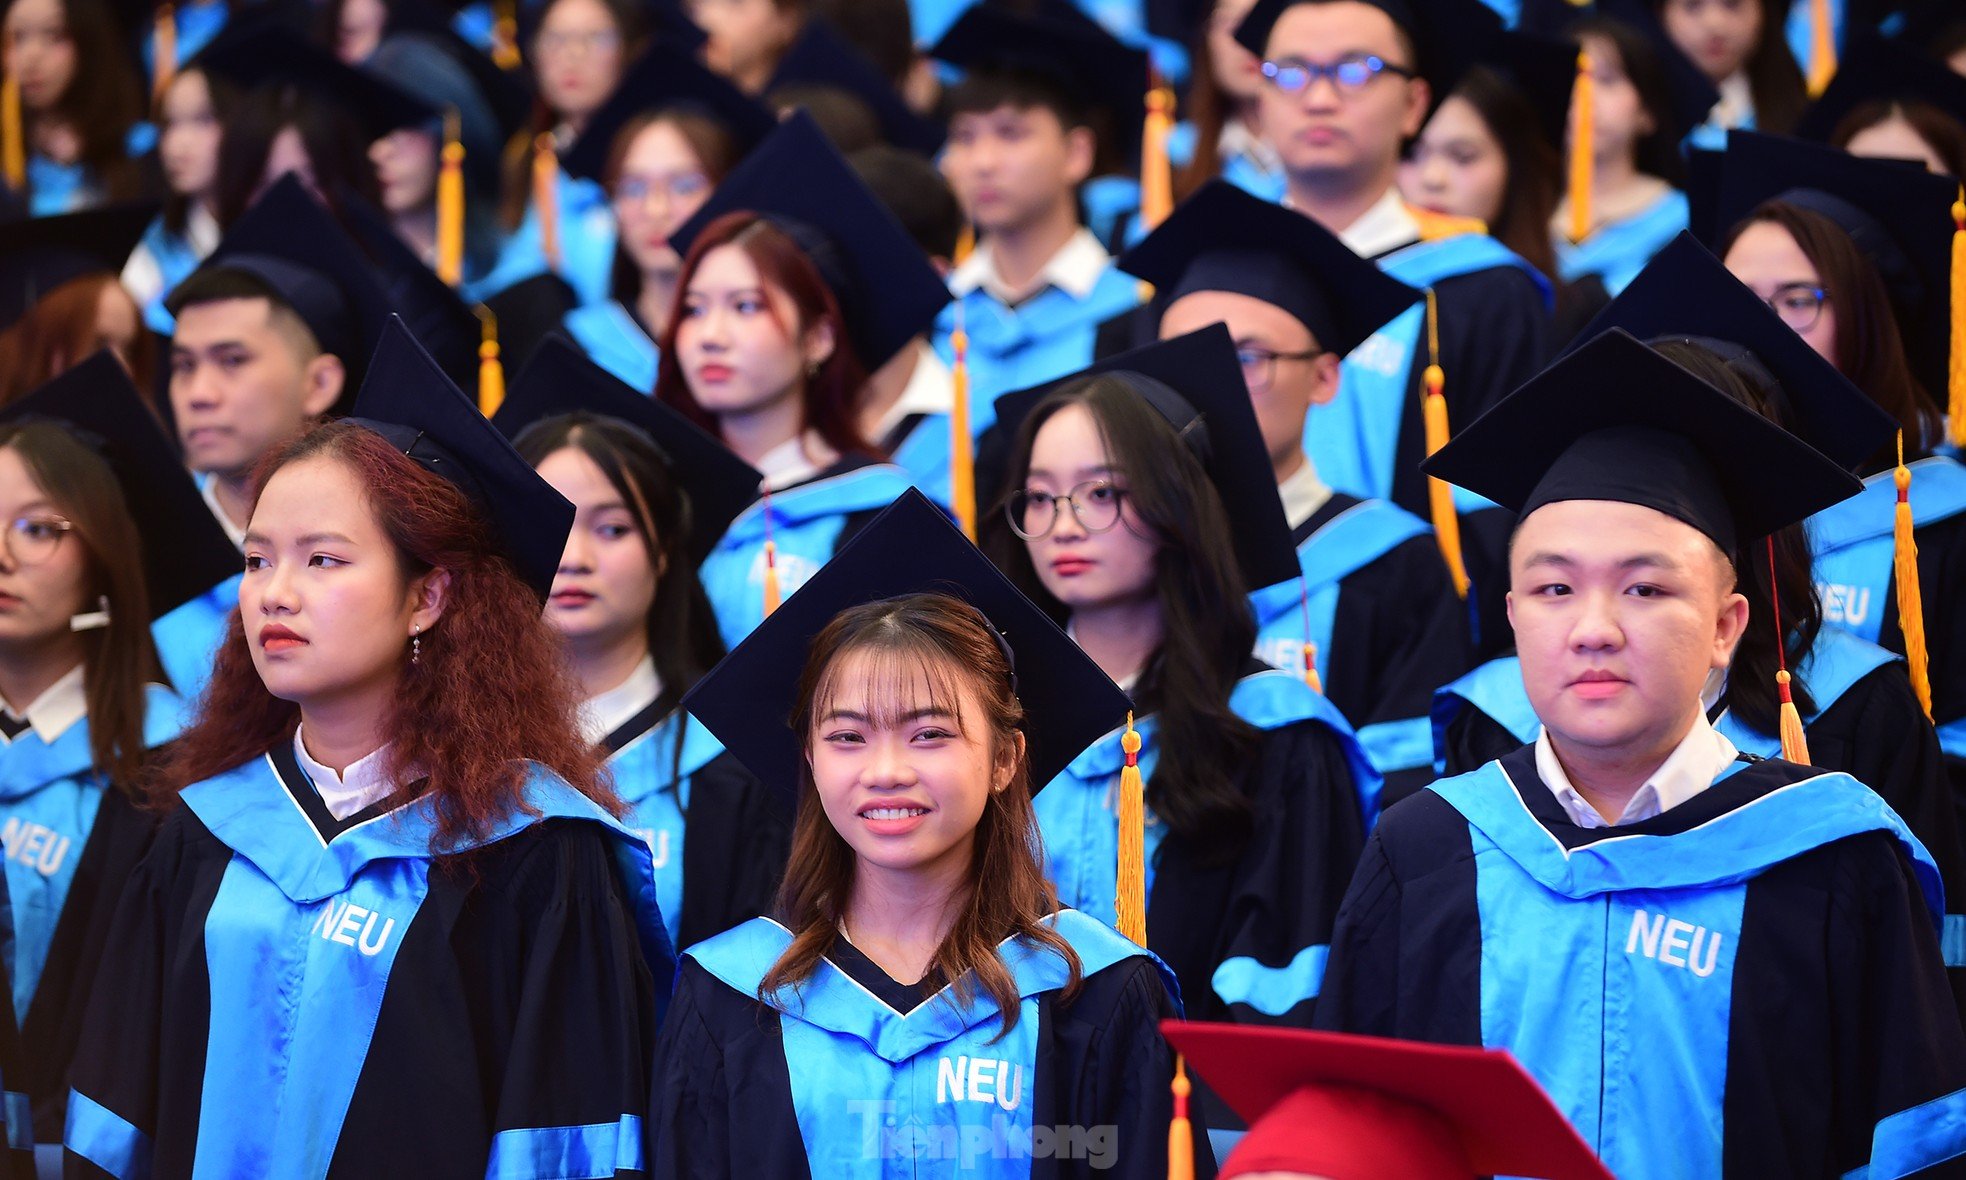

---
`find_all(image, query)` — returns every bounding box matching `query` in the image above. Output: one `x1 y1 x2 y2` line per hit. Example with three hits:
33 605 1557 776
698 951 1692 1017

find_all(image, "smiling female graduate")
656 489 1201 1179
1313 329 1966 1180
63 319 676 1179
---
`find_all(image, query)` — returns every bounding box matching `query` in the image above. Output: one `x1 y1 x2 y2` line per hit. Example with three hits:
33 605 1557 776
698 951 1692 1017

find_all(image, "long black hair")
982 376 1258 864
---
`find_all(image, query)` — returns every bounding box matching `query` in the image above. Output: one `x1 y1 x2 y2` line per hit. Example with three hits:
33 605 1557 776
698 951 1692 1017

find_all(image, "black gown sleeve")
1308 833 1403 1039
647 959 807 1180
1874 511 1966 840
678 754 791 949
1439 703 1529 781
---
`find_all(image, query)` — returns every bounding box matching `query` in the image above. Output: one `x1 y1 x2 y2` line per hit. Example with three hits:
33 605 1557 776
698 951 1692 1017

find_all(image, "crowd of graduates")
3 0 1966 1174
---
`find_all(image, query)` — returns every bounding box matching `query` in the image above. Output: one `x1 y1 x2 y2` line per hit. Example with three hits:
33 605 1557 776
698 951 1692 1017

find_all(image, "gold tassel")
1 76 23 192
954 223 975 267
533 133 561 271
1139 71 1175 232
492 0 522 70
1166 1055 1194 1180
761 540 781 616
153 3 177 104
1566 51 1594 246
1806 0 1836 97
1421 290 1469 598
437 110 466 288
1116 712 1147 947
1298 589 1322 693
1765 538 1812 765
1949 188 1964 449
949 307 976 540
1895 433 1933 718
476 305 505 417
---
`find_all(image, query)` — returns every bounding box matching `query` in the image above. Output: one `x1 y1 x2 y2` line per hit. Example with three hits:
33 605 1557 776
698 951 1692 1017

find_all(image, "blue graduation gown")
64 753 675 1178
151 574 241 707
699 460 916 649
1035 668 1372 1027
1553 188 1689 297
931 268 1143 421
564 300 659 393
651 909 1197 1178
1315 744 1966 1178
142 0 227 85
474 171 617 309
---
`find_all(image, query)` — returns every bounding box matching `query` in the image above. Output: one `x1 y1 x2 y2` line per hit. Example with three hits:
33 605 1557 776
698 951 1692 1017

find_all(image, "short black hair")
164 266 322 356
851 144 963 260
942 68 1089 130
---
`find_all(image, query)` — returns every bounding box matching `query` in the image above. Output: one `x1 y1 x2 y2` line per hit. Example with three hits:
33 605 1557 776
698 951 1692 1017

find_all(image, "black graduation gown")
0 881 30 1180
1314 746 1966 1178
1865 509 1966 839
64 754 665 1179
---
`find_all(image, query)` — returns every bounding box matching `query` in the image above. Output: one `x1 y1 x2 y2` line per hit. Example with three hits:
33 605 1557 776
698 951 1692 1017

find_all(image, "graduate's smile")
856 799 933 837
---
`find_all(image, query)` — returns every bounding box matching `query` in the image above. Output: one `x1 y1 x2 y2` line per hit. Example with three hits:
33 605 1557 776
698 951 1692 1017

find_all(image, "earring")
411 625 421 665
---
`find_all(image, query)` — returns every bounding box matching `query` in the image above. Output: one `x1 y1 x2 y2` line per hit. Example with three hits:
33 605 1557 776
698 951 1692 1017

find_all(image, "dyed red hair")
653 211 874 460
0 274 155 406
155 421 619 849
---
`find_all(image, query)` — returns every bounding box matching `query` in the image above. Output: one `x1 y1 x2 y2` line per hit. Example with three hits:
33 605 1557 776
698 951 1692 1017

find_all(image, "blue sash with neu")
1809 457 1966 644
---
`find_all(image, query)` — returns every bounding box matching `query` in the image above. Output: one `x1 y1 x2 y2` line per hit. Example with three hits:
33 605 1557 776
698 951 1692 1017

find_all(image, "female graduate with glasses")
64 320 675 1178
496 334 789 951
0 355 237 1166
654 112 946 648
657 490 1195 1179
982 325 1374 1035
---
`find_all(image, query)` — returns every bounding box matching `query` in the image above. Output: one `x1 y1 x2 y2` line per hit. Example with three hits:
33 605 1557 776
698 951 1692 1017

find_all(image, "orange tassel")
1766 538 1811 765
1949 188 1964 449
954 223 975 267
1166 1055 1194 1180
1116 713 1147 947
1 76 23 192
437 110 466 288
1139 72 1175 232
533 133 561 271
949 308 976 540
153 3 177 104
1567 51 1594 245
476 306 505 417
761 489 782 617
491 0 521 70
1421 291 1469 598
1895 433 1933 718
1298 585 1322 693
1806 0 1836 97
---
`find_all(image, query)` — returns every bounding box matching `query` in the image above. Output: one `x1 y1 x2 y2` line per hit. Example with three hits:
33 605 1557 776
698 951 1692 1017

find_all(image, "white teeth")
863 807 927 820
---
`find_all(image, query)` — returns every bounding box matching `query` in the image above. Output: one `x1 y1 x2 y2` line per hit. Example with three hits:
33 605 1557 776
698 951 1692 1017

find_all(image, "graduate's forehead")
809 644 978 730
1509 500 1723 578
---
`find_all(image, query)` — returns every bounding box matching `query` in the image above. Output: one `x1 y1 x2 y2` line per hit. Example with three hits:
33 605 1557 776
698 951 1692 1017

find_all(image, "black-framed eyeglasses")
1005 481 1129 539
1236 344 1325 392
1762 282 1830 333
1260 54 1415 95
0 515 74 567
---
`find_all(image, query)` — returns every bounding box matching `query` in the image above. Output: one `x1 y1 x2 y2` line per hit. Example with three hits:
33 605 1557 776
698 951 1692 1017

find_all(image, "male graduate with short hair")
1236 0 1552 656
1313 330 1966 1179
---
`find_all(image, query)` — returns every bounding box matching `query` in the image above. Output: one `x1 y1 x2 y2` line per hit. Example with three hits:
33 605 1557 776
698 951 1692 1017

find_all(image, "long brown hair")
0 422 161 789
0 274 154 405
1446 65 1561 280
156 421 618 849
1830 99 1966 182
1721 201 1943 465
654 210 874 460
758 594 1081 1034
3 0 144 202
1739 0 1805 136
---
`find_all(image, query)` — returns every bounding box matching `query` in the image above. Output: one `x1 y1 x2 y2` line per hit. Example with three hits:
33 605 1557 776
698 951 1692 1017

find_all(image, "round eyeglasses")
1005 481 1129 539
0 515 74 567
1762 282 1830 334
1237 344 1325 393
1260 54 1415 95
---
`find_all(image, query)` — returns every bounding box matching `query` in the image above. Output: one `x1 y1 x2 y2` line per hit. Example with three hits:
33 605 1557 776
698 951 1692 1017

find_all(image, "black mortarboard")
367 1 534 139
0 202 156 334
1703 130 1956 404
681 488 1131 797
1423 329 1861 553
929 3 1147 151
1482 29 1580 152
1117 180 1419 358
198 22 439 142
562 41 778 182
1591 0 1722 145
0 353 239 618
671 110 952 373
348 317 575 601
769 18 945 157
1796 32 1966 146
1566 232 1899 470
493 334 762 561
331 184 483 394
196 174 399 397
1683 145 1724 244
991 323 1301 592
1234 0 1505 122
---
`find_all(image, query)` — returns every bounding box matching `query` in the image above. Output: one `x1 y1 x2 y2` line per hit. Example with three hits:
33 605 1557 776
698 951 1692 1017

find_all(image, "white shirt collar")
1218 119 1282 177
1534 712 1739 829
1277 457 1332 532
1335 186 1422 259
754 430 840 492
949 227 1112 304
199 473 247 549
187 202 221 253
873 343 954 440
1712 72 1753 130
578 654 661 746
3 663 88 744
293 726 403 821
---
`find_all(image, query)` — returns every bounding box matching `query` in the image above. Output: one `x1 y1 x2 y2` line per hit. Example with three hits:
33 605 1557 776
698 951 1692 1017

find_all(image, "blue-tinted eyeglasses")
1260 54 1415 95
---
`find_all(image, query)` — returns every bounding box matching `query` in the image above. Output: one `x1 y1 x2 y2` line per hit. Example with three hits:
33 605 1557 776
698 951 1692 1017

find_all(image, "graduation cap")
1702 130 1957 406
671 110 952 373
1795 32 1966 146
561 41 778 183
0 353 240 619
365 29 512 179
680 488 1132 796
1587 0 1722 147
1117 179 1420 358
1161 1021 1614 1180
198 21 440 142
493 334 763 561
929 3 1148 152
1566 232 1899 470
331 184 484 394
1233 0 1505 122
1423 328 1860 554
768 19 945 158
195 174 399 396
1482 29 1580 153
0 202 156 334
348 317 576 601
990 323 1301 593
366 0 534 139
